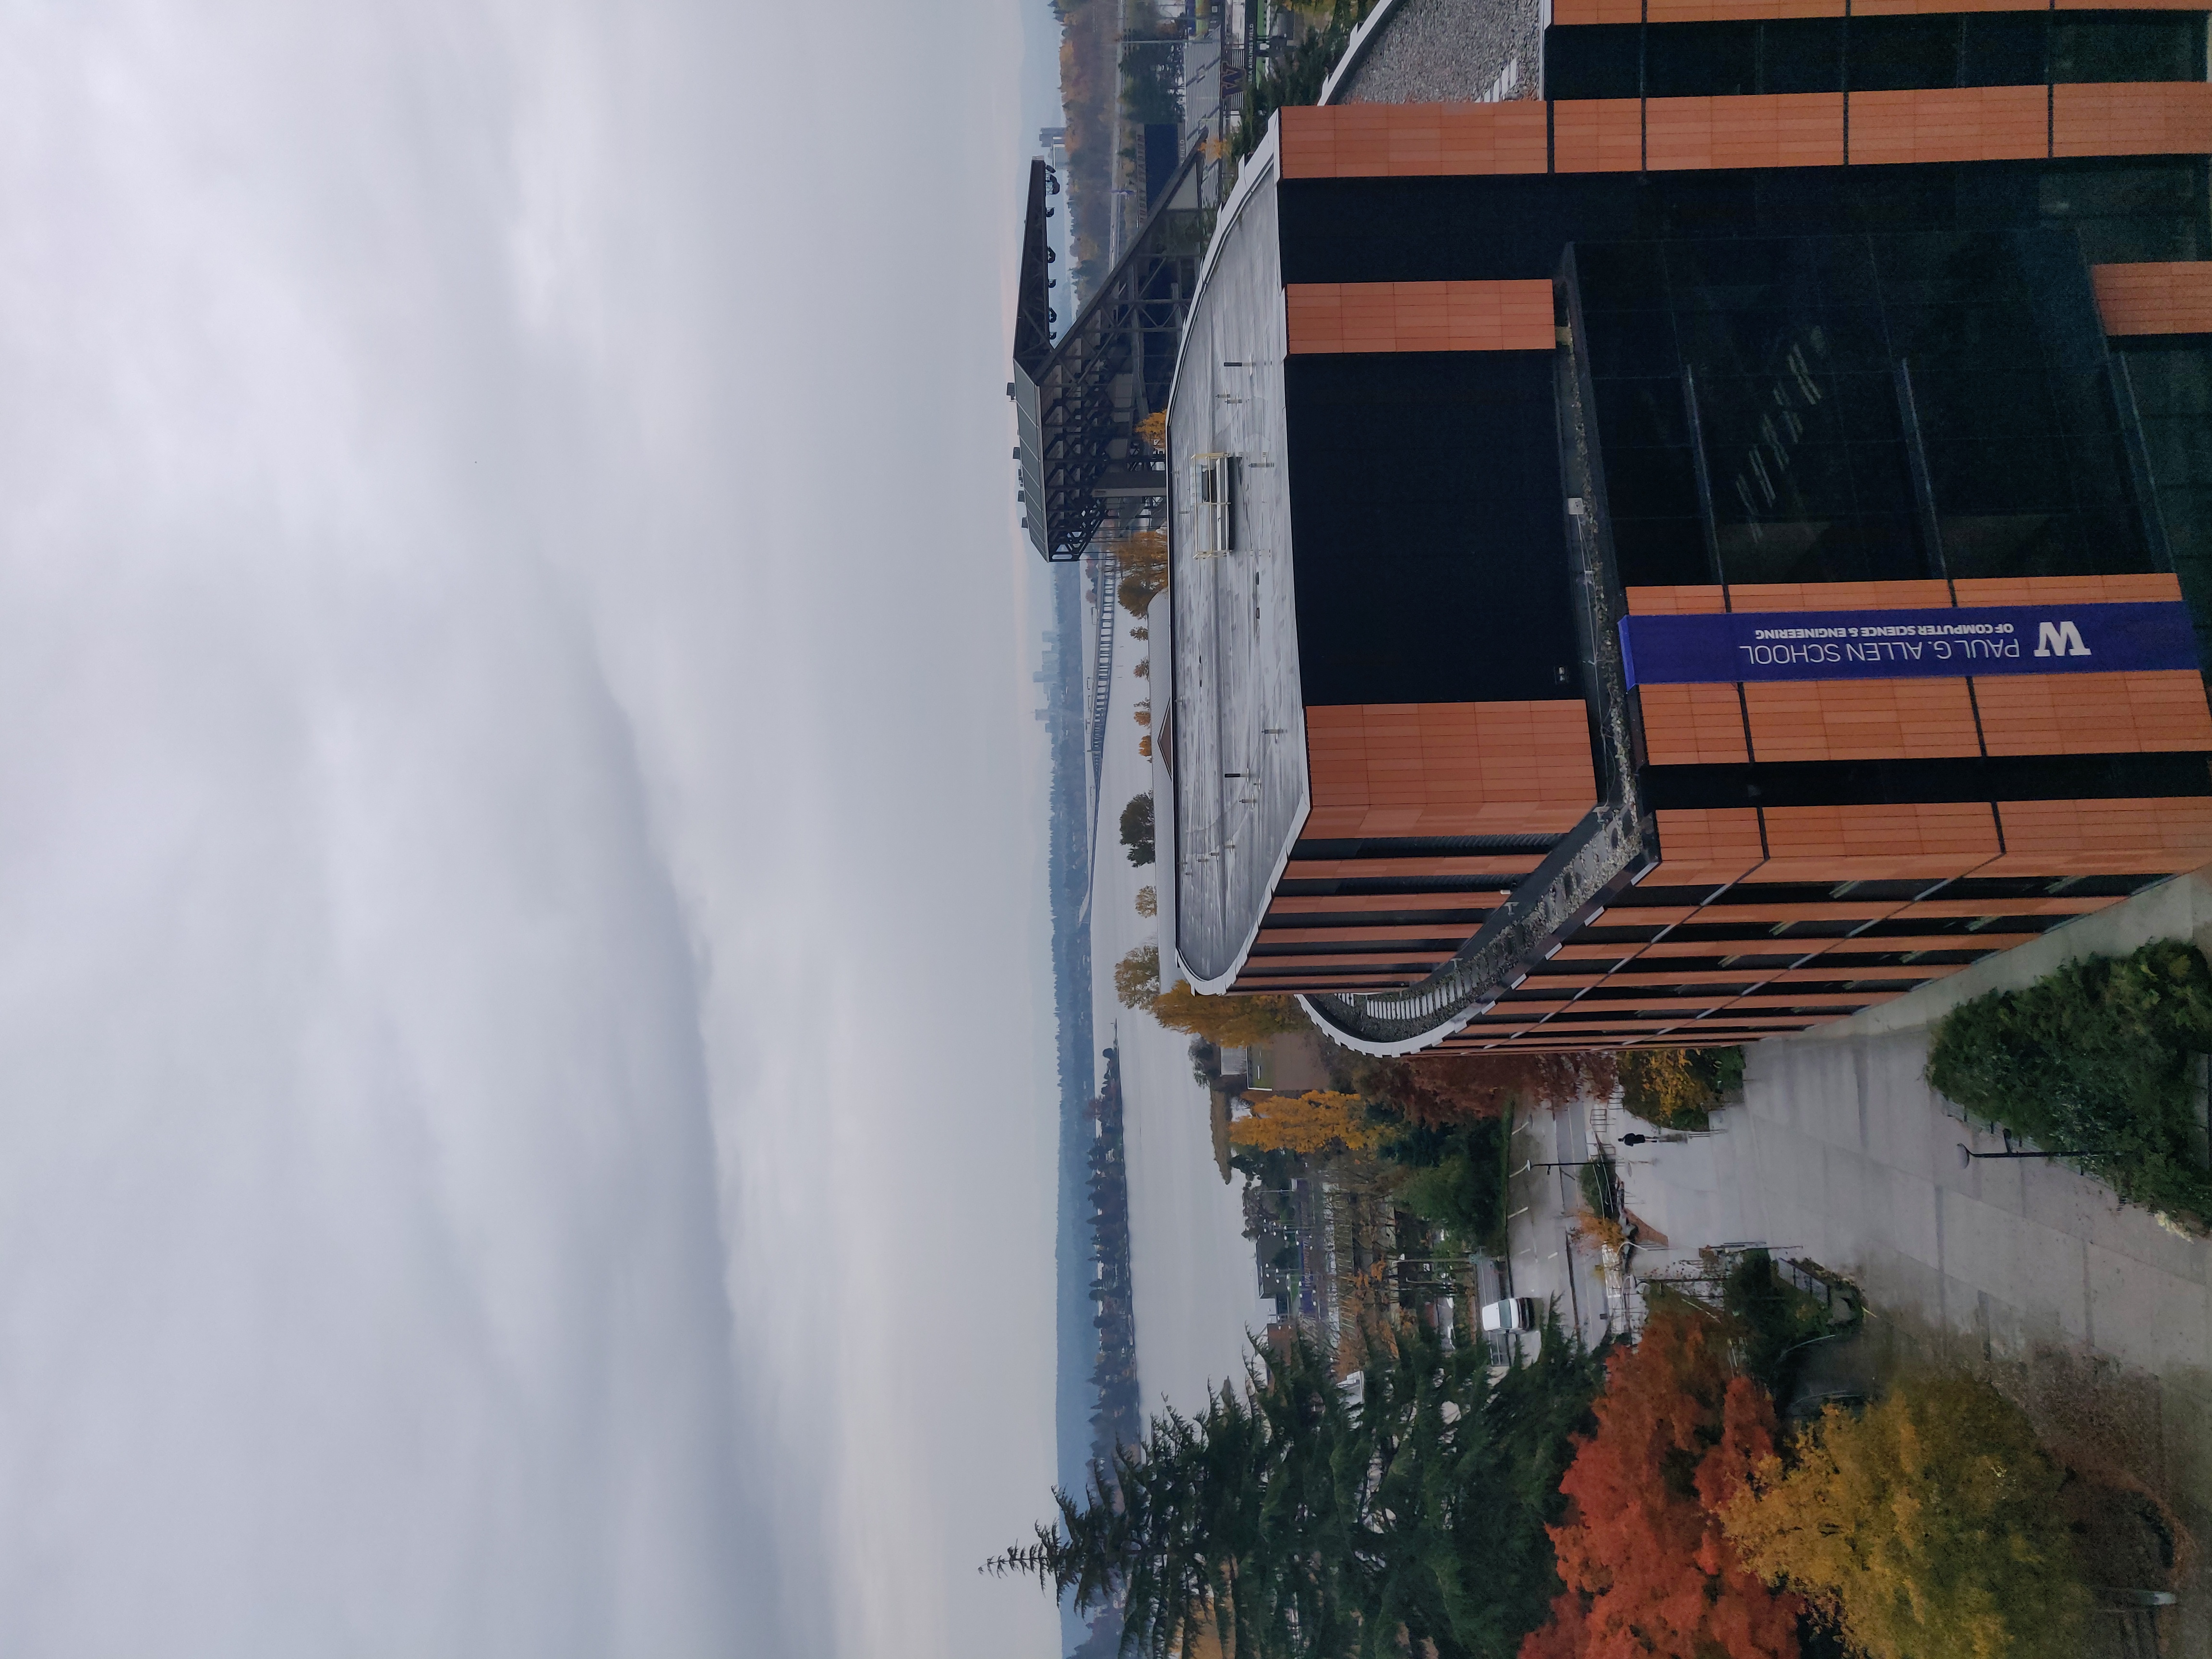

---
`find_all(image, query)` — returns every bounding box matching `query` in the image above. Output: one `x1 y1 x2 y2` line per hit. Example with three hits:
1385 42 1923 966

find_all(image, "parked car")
1480 1296 1539 1334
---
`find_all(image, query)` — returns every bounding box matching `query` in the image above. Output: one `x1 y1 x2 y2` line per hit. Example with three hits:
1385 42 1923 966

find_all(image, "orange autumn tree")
1227 1090 1382 1156
1523 1304 1801 1659
1376 1050 1621 1128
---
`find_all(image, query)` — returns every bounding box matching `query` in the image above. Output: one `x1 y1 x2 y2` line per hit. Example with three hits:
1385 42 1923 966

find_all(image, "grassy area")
1230 0 1380 163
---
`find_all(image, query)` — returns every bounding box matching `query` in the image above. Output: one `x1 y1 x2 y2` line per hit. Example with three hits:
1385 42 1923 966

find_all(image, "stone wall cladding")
1334 0 1545 108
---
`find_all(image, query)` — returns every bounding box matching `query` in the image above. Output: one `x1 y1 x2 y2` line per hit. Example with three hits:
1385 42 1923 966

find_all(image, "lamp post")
1956 1142 2115 1167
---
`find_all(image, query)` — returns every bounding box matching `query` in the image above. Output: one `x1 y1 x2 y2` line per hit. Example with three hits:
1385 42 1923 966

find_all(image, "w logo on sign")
2034 620 2092 658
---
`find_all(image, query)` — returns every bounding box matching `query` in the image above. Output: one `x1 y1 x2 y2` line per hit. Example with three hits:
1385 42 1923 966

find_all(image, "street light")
1956 1142 2115 1167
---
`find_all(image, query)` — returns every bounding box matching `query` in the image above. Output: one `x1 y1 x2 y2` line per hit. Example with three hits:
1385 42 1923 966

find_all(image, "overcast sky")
0 1 1061 1654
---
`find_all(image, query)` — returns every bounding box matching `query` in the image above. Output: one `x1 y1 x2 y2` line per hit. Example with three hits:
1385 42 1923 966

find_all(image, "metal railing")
1086 548 1120 857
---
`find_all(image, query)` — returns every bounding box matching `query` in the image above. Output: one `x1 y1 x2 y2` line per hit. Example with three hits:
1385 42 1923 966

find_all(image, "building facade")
1163 2 2212 1053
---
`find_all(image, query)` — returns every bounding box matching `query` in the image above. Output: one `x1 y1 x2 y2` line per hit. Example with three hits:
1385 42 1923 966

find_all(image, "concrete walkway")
1607 866 2212 1648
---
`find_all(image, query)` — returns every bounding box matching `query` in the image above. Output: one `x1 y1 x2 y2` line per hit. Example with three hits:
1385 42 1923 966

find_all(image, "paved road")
1499 1098 1618 1358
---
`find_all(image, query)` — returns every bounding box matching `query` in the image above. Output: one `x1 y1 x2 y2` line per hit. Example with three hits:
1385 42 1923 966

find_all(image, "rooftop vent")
1191 453 1238 557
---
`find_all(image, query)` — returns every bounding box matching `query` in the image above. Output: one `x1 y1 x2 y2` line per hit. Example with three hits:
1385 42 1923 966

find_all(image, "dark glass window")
1574 229 2160 591
1595 378 1691 448
1276 160 2208 284
1543 24 1640 101
1849 15 1963 92
2120 342 2212 666
1576 240 1670 311
2034 162 2208 262
1647 21 1756 96
1611 517 1714 587
1761 19 1846 94
1961 12 2046 87
1286 354 1581 705
1546 11 2200 108
2051 13 2205 83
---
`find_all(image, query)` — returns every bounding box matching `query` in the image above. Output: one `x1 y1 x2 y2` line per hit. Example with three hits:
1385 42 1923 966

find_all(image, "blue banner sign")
1620 601 2199 687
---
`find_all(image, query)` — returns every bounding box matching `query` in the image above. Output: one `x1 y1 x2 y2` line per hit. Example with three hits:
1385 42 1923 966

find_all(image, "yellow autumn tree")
1150 982 1310 1045
1133 410 1167 454
1135 887 1157 918
1116 944 1161 1010
1228 1091 1382 1155
1117 528 1169 615
1723 1374 2088 1659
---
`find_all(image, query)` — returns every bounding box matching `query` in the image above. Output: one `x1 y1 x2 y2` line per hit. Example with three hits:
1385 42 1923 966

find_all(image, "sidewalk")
1608 866 2212 1651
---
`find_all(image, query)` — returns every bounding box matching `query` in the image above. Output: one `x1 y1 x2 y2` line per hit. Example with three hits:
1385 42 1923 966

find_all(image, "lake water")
1088 601 1273 1417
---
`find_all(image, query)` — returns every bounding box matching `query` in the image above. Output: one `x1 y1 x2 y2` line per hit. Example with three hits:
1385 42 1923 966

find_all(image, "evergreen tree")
987 1321 1600 1658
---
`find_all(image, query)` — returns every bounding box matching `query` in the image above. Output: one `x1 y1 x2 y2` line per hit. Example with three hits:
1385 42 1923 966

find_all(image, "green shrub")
1576 1154 1621 1222
1927 938 2212 1223
1391 1118 1507 1248
1619 1047 1743 1129
1719 1249 1830 1398
1231 0 1380 163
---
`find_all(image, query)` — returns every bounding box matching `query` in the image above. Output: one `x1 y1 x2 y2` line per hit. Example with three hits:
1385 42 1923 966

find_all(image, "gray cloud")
0 1 1056 1654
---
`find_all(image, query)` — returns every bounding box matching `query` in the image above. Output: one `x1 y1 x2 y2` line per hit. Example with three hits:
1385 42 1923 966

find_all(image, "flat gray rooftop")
1168 159 1308 991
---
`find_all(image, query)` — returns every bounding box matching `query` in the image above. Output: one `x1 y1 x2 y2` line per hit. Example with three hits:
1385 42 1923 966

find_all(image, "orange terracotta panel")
1855 0 2043 11
1553 99 1645 174
1280 856 1542 880
1285 280 1555 355
1644 93 1844 171
1645 806 1767 886
1815 932 2036 954
1243 950 1457 969
1277 103 1551 179
1267 892 1499 915
1522 971 1616 989
1951 573 2184 606
1554 942 1648 960
1636 936 1828 956
2090 262 2212 337
1755 964 1963 982
1986 796 2212 875
1627 585 1728 614
1743 677 1983 761
1236 969 1412 982
1757 801 2002 881
1644 0 1842 16
2056 0 2204 7
1256 923 1480 944
1973 670 2212 756
2053 83 2212 159
1592 967 1777 986
1718 992 1887 1010
1898 894 2118 919
1590 906 1700 926
1674 901 1895 923
1551 0 1643 23
1638 682 1752 765
1848 85 2050 167
1439 103 1552 174
1727 580 1953 612
1303 701 1598 839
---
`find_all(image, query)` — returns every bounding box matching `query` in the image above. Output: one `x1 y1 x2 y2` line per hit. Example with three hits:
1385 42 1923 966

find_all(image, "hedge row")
1927 938 2212 1224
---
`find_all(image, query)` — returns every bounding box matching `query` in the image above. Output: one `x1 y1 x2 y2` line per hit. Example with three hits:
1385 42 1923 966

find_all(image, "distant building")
1159 2 2212 1053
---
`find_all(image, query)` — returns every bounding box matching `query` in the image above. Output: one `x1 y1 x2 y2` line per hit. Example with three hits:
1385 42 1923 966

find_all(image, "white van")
1480 1297 1539 1334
